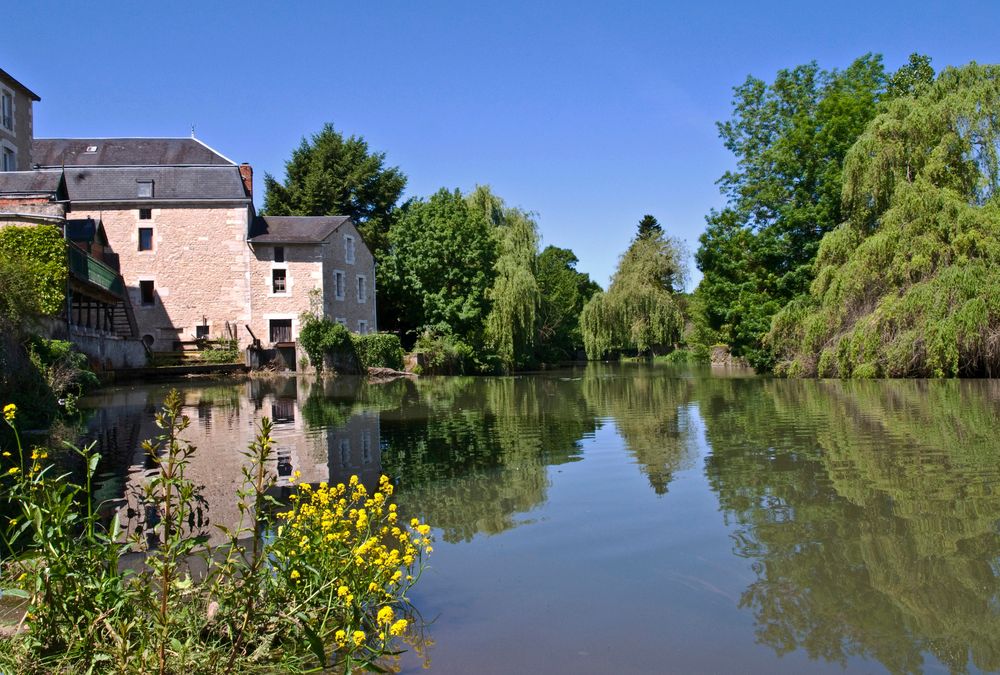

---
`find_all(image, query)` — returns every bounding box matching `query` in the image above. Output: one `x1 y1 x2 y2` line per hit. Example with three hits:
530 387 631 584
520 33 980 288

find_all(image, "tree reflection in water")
700 377 1000 674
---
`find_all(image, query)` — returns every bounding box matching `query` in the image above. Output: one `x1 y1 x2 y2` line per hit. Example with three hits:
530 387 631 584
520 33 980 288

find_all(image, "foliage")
534 246 601 363
351 333 404 371
636 214 664 241
769 62 1000 377
261 123 407 260
0 225 67 328
655 347 710 365
694 54 932 369
380 188 497 343
0 395 431 672
200 339 241 364
298 316 356 373
483 199 540 372
412 328 476 375
580 229 686 359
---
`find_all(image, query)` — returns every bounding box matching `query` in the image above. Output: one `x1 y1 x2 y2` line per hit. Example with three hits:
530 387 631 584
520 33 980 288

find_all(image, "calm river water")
79 365 1000 674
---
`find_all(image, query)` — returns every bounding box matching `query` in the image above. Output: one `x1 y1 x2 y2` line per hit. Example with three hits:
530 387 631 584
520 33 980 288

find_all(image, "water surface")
80 366 1000 674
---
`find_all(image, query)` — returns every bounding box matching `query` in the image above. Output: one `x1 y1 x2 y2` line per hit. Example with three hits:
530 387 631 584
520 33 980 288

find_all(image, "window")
1 146 14 172
195 325 210 339
358 320 368 335
334 270 345 300
335 317 347 326
139 280 155 306
136 180 153 198
271 399 295 424
345 235 355 264
138 227 153 251
1 91 12 131
274 246 285 263
356 275 366 303
269 319 292 343
1 146 15 172
139 208 152 220
272 268 287 294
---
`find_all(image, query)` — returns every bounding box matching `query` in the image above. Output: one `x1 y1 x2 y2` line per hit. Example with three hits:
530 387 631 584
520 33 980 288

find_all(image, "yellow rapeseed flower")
334 629 347 646
389 619 408 636
377 606 394 624
290 570 300 580
7 467 19 475
337 585 349 597
352 630 366 646
3 403 16 423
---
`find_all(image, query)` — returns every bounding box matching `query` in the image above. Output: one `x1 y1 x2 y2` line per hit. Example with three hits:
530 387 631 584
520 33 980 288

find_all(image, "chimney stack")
239 163 253 198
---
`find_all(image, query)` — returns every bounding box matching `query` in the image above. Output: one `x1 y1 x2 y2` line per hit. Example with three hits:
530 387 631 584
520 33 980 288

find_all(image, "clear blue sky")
6 1 999 288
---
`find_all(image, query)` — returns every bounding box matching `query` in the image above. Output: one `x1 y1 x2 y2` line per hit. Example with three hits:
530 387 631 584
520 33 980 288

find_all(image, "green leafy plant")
0 395 432 672
351 333 404 370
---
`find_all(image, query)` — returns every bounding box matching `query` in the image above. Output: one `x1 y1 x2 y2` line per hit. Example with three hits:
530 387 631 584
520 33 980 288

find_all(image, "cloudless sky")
6 1 999 288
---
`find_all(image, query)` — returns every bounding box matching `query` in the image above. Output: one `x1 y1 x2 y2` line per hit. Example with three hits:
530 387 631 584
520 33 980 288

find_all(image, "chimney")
239 163 253 198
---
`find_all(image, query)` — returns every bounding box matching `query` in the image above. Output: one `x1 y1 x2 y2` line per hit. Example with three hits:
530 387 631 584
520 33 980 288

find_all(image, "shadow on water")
77 369 1000 673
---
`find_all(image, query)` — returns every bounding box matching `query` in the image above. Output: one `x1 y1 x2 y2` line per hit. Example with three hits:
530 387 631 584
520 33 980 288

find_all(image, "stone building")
0 67 39 172
2 66 379 366
248 215 378 346
32 138 378 360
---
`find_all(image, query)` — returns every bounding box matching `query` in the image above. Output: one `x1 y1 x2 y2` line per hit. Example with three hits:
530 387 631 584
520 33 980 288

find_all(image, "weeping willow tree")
483 206 540 371
580 228 686 359
769 62 1000 377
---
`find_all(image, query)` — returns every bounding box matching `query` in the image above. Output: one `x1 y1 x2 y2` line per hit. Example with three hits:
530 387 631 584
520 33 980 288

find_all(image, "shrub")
299 317 357 373
201 339 241 364
0 394 432 673
413 328 476 375
351 333 404 370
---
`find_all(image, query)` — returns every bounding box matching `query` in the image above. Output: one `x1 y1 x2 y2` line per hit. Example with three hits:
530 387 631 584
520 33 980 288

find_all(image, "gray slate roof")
33 138 234 167
248 215 351 243
64 166 248 202
0 169 64 196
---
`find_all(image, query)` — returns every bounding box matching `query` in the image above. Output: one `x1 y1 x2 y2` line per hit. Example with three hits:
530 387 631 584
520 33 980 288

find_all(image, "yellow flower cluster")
272 474 432 661
3 403 15 423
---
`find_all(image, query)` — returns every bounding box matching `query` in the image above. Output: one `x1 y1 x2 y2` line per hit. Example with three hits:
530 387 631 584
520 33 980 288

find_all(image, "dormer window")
85 145 98 153
274 246 285 263
137 180 153 198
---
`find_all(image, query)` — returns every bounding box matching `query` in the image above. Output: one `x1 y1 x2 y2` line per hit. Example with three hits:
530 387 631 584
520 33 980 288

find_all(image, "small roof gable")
63 166 248 202
0 68 41 101
32 138 235 167
0 169 64 197
65 218 109 246
248 215 352 244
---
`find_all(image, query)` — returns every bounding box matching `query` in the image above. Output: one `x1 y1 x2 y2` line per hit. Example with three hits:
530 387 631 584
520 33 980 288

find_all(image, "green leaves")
769 63 1000 377
581 229 685 359
262 123 407 260
695 54 921 369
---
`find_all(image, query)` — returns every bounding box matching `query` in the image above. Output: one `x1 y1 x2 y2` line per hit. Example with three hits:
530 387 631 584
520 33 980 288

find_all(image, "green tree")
483 198 540 372
636 214 663 241
379 188 497 342
694 54 901 369
262 123 407 260
769 62 1000 377
580 230 686 359
535 246 601 363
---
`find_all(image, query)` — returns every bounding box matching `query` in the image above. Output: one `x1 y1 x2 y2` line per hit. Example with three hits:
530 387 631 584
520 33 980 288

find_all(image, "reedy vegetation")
0 394 431 673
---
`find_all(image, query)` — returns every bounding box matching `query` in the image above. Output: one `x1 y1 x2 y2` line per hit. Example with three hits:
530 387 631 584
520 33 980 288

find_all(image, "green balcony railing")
68 246 125 297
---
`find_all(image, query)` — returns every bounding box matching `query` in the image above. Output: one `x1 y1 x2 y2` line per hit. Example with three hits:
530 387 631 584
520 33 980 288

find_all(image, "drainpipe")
372 260 378 332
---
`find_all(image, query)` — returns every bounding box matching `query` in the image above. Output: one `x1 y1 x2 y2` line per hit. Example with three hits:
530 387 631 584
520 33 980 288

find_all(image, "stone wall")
69 328 148 371
0 75 35 171
70 204 253 350
320 219 377 333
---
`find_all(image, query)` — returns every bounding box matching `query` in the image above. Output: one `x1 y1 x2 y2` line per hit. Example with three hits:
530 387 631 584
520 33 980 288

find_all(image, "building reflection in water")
80 376 383 547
